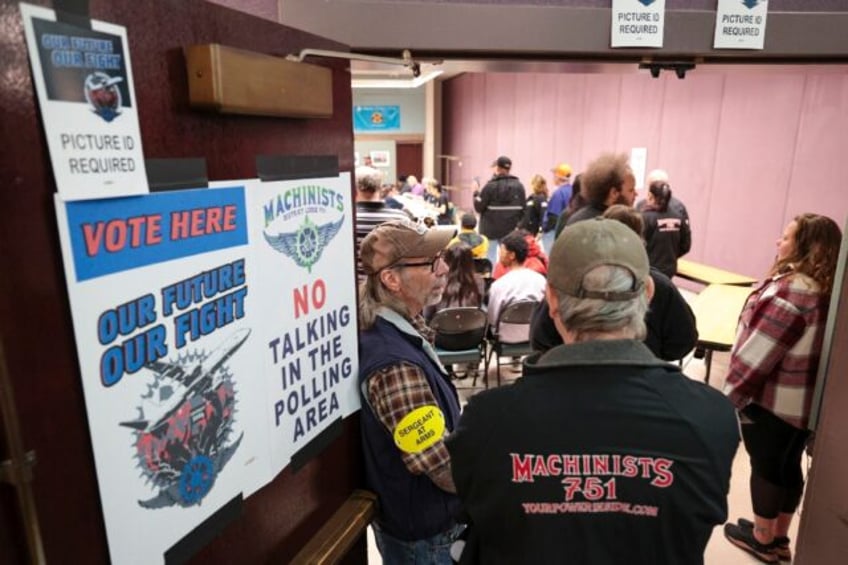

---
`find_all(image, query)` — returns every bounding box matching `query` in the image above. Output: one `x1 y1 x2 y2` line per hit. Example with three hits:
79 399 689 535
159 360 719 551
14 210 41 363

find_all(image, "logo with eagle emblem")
263 215 344 273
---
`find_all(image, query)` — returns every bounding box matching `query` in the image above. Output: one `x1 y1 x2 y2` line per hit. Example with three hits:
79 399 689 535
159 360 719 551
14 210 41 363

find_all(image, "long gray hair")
358 272 410 330
551 265 648 341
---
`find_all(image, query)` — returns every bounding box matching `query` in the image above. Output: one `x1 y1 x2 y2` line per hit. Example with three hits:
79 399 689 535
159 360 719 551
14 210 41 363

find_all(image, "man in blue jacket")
357 219 463 564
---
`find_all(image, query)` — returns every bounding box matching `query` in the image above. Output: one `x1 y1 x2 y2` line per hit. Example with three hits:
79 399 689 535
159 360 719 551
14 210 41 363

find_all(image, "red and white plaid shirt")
723 271 829 429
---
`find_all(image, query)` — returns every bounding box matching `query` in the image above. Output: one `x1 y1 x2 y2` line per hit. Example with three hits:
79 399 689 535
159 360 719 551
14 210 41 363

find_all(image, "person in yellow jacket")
449 213 489 260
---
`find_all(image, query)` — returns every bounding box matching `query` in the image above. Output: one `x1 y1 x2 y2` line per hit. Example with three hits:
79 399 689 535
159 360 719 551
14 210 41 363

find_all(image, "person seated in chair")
450 212 489 259
492 228 548 280
426 244 485 380
487 232 546 344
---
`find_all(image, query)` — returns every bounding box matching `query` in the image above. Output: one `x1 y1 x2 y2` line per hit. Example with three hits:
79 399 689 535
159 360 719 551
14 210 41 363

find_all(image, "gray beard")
425 287 444 307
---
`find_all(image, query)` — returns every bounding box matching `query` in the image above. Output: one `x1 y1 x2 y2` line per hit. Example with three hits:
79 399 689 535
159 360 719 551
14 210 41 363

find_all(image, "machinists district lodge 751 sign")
20 2 148 200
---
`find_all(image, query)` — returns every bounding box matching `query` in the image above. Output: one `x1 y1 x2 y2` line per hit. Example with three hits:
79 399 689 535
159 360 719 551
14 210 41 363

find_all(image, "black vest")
358 316 462 541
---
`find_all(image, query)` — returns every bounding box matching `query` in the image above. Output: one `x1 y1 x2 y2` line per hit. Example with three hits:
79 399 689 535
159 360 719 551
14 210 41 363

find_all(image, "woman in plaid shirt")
723 213 842 563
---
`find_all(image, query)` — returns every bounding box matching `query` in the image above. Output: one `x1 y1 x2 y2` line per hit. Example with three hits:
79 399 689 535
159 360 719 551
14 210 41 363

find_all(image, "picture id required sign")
611 0 666 48
714 0 768 50
20 2 148 200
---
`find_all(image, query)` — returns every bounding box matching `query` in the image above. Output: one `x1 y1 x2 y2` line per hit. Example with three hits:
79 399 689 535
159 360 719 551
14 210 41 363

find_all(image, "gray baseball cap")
548 218 649 301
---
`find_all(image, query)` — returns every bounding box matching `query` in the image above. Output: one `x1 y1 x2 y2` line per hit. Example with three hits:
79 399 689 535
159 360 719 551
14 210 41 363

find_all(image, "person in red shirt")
491 229 548 280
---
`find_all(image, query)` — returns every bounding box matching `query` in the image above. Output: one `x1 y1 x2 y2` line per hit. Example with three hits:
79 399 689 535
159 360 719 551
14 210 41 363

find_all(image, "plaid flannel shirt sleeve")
366 362 456 493
724 287 807 410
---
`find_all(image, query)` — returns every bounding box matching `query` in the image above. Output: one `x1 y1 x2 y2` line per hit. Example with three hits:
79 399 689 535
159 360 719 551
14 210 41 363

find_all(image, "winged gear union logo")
264 215 344 273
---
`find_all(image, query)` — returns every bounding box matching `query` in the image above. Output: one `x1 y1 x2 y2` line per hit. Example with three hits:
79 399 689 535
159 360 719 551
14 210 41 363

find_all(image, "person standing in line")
564 152 636 227
473 155 526 265
723 214 842 564
641 180 692 279
636 168 690 225
542 162 572 250
355 166 410 280
553 173 586 238
531 206 698 362
519 174 549 240
357 219 464 564
448 219 738 564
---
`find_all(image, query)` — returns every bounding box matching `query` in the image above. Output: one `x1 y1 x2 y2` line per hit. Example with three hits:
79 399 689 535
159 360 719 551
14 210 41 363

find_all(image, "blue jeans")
373 523 464 565
540 230 556 254
486 238 500 265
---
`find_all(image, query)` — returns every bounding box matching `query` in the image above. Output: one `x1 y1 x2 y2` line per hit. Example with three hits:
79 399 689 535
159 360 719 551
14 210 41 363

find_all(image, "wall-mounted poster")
55 173 360 562
353 104 401 131
55 186 270 564
629 147 647 190
370 150 390 168
246 174 360 474
20 3 148 200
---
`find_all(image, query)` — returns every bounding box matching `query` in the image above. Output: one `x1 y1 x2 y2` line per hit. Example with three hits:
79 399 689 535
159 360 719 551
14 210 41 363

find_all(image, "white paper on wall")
611 0 666 49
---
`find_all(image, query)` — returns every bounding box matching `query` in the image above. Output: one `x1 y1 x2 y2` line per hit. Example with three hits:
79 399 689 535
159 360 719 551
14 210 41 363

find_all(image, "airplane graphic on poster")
120 328 250 509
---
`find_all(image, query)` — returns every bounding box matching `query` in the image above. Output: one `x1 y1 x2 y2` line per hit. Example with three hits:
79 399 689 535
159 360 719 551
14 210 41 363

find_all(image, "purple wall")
443 68 848 279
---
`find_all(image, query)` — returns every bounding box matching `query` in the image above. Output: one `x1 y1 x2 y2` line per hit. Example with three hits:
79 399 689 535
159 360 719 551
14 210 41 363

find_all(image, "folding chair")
485 300 539 387
430 307 488 388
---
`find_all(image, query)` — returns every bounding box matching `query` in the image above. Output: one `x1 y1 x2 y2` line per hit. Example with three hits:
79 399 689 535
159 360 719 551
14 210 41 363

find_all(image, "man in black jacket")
473 155 525 264
559 152 636 231
531 205 698 361
448 219 739 565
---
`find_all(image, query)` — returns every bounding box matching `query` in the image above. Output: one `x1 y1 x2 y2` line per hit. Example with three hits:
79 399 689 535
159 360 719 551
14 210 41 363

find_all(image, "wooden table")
689 283 754 383
676 258 758 287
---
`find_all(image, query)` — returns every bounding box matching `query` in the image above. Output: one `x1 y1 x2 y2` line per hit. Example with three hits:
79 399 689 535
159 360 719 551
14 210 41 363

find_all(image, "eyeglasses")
391 252 444 272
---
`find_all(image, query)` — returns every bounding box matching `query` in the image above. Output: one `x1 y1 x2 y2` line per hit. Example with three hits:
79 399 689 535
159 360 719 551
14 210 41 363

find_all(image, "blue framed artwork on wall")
353 105 400 131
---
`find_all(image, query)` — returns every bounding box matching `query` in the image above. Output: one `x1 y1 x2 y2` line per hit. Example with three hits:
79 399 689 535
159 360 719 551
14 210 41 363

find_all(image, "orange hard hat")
552 163 572 178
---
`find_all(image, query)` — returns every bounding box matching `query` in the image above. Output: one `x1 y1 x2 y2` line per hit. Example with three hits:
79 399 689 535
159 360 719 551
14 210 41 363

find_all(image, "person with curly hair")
723 213 843 563
563 152 635 228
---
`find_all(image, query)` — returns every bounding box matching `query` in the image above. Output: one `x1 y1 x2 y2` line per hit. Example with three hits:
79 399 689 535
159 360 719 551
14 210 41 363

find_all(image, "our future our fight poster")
55 173 362 562
55 186 270 564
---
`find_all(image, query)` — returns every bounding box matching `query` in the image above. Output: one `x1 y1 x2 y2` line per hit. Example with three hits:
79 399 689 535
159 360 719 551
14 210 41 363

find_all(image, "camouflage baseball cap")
360 219 456 275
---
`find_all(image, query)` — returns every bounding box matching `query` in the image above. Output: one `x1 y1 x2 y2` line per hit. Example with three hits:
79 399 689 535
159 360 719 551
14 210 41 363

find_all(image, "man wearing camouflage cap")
447 218 739 564
357 218 464 563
